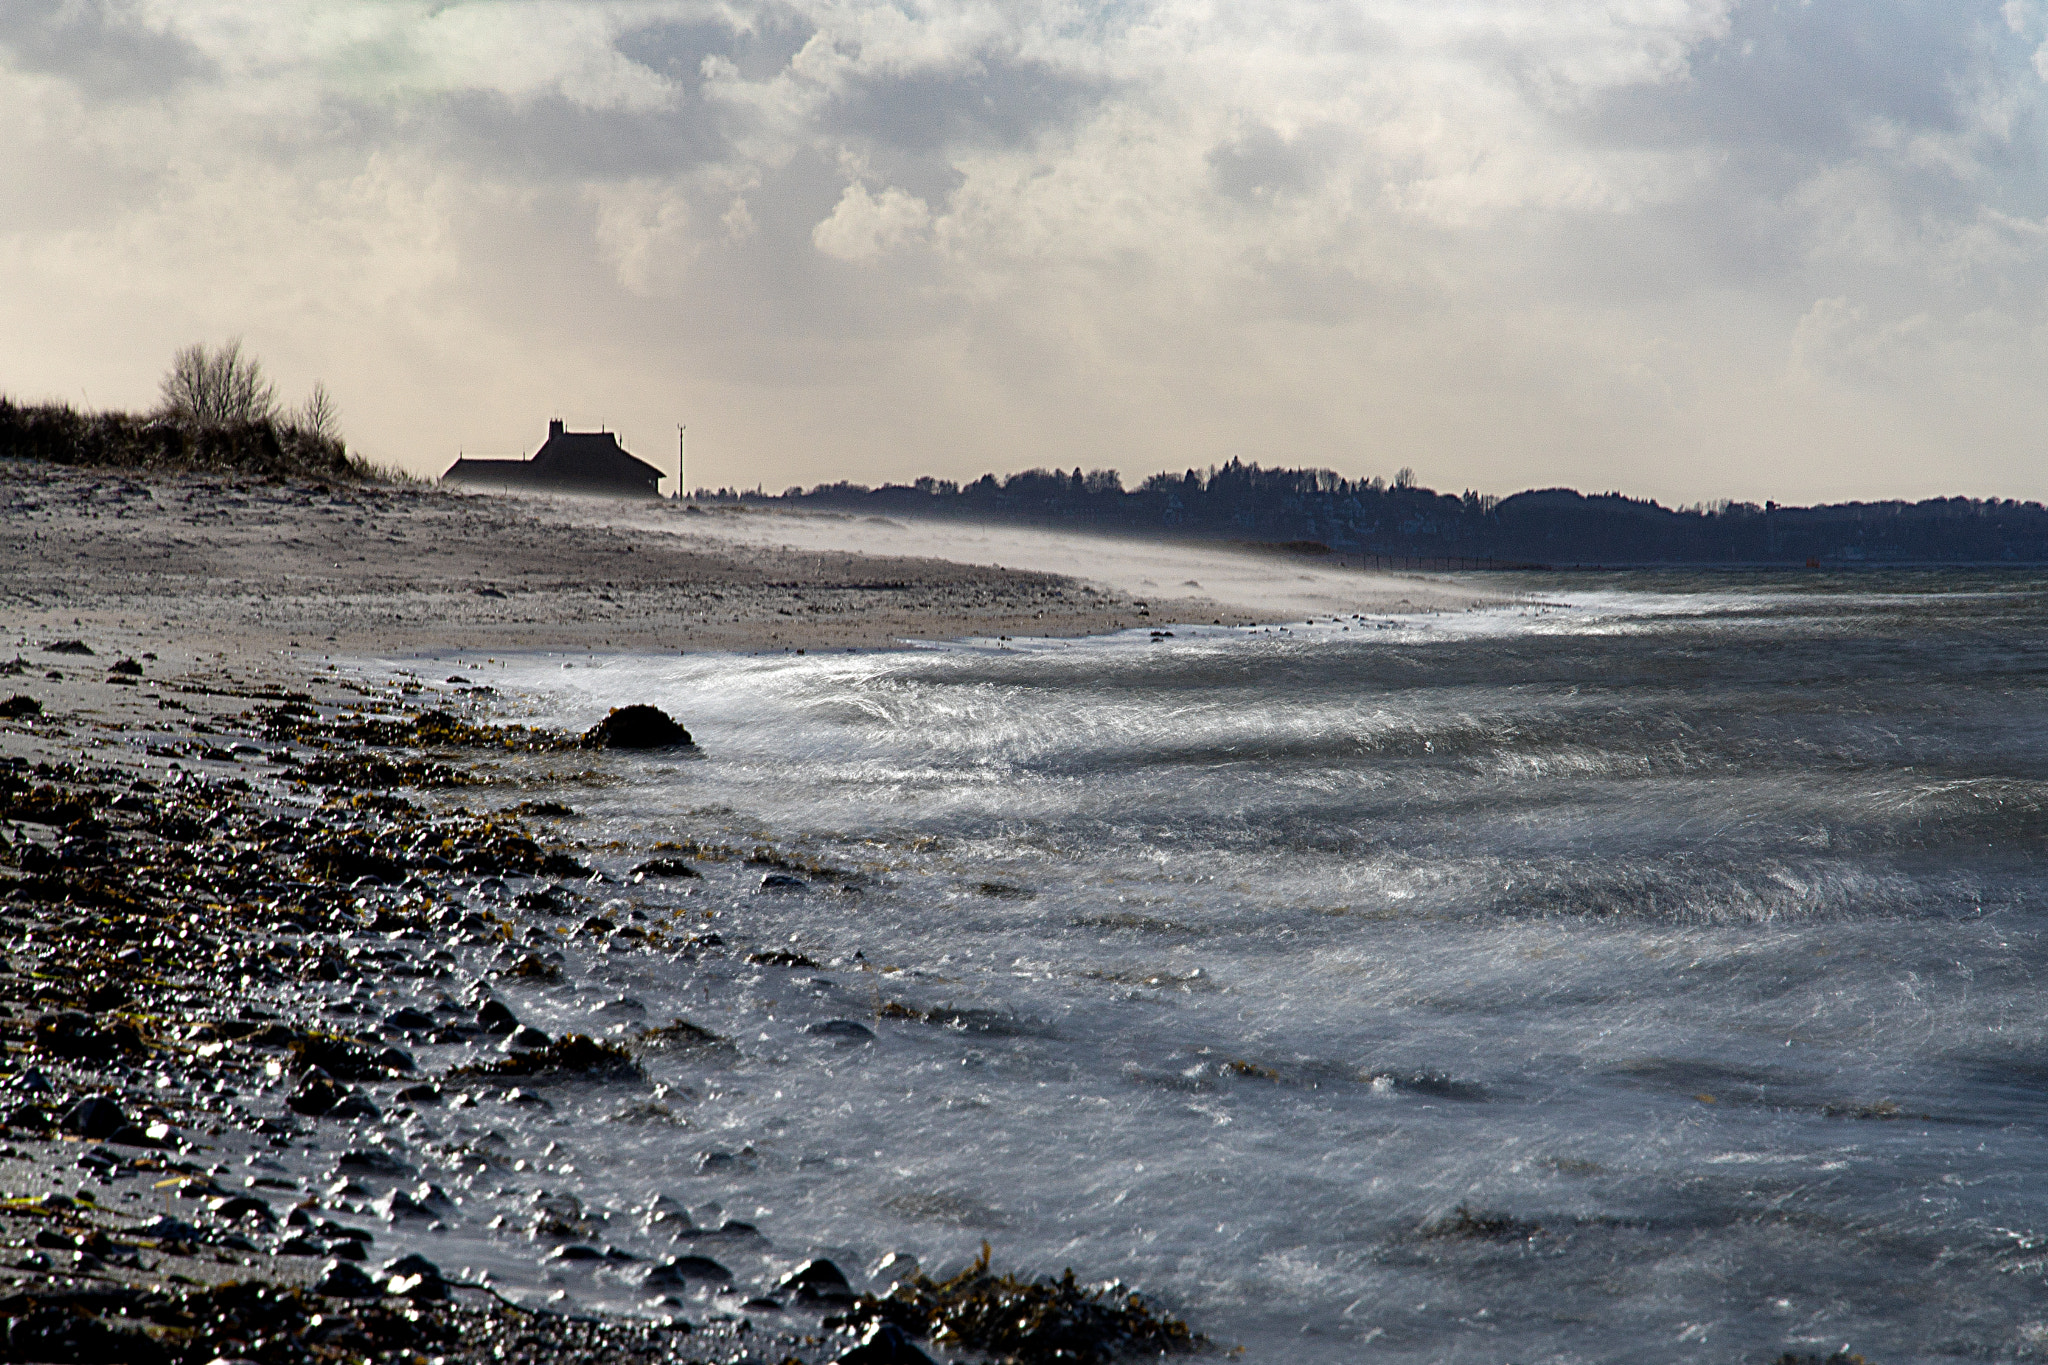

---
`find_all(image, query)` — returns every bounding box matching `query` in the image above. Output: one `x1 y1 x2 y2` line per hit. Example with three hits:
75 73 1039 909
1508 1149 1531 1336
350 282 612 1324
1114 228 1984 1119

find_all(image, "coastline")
0 462 1278 1363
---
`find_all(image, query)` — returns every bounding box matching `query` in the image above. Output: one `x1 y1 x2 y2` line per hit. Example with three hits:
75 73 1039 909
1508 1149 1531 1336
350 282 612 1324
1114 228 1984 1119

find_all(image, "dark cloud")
1207 122 1351 202
1575 0 2045 204
0 0 213 97
616 9 817 93
418 89 734 181
828 57 1118 154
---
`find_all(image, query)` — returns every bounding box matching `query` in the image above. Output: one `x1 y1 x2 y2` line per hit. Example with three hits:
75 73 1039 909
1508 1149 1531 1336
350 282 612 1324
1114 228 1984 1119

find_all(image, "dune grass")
0 396 370 482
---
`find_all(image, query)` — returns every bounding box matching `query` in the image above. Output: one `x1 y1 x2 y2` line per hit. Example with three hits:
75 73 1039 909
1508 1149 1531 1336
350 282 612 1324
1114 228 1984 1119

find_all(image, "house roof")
442 422 664 496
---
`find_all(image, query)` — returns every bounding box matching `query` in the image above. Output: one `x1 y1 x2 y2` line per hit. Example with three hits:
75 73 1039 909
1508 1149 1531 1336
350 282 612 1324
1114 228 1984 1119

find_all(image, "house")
442 420 664 497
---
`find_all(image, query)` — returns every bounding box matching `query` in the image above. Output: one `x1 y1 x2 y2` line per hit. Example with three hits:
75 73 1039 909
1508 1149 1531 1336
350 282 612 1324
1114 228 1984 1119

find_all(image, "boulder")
581 705 693 750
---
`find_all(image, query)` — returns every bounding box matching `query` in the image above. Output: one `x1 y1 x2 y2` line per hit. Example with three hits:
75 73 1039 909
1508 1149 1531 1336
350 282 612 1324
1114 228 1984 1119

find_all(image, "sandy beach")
0 461 1512 1364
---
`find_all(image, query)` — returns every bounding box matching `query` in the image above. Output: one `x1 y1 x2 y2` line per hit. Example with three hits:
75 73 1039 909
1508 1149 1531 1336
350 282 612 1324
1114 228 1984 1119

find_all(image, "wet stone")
644 1254 733 1287
314 1258 381 1297
59 1095 127 1141
580 704 694 750
805 1020 876 1044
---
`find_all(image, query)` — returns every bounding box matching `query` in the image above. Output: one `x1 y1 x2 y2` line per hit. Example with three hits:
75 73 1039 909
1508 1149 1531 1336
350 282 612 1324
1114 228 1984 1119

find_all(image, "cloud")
812 182 931 260
2 0 2047 504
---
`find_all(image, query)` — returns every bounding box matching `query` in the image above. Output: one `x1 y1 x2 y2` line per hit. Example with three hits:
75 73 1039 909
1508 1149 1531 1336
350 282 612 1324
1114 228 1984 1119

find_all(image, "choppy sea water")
362 570 2048 1361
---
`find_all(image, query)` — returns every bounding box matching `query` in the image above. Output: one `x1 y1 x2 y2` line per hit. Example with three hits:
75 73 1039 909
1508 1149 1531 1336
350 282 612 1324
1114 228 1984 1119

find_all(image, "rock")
314 1258 382 1297
834 1322 938 1365
759 873 807 891
542 1244 605 1264
630 858 701 879
372 1188 434 1221
504 1025 551 1050
0 695 39 720
59 1095 127 1140
327 1093 382 1121
287 1073 343 1117
580 705 693 750
870 1251 921 1284
476 999 518 1035
382 1252 448 1300
207 1194 273 1223
805 1020 876 1044
108 658 143 676
133 1215 204 1245
41 639 94 655
778 1257 855 1304
36 1012 142 1062
6 1305 166 1364
336 1149 413 1176
642 1254 732 1287
384 1007 435 1032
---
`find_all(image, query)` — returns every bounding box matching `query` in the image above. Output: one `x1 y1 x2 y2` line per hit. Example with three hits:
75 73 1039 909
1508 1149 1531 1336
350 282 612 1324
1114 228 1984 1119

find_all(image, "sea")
344 568 2048 1362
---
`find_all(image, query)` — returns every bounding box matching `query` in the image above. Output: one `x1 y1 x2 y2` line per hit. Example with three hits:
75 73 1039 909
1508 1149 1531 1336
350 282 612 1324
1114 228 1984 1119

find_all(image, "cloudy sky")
4 0 2046 504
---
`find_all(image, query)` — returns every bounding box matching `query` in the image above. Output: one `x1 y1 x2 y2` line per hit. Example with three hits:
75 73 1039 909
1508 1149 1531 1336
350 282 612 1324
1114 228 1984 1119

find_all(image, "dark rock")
476 999 518 1034
373 1187 434 1220
371 1045 416 1074
275 1235 324 1255
287 1073 344 1117
336 1149 413 1176
450 1033 642 1082
329 1093 382 1121
504 1025 551 1050
806 1020 876 1044
83 982 130 1012
395 1083 443 1105
6 1304 166 1364
107 658 143 675
36 1012 142 1063
207 1194 273 1222
779 1257 855 1303
0 695 39 720
643 1255 732 1287
759 873 807 890
581 705 694 750
384 1007 435 1032
314 1258 381 1297
5 1104 53 1130
542 1244 604 1264
382 1252 447 1300
41 639 94 655
59 1095 127 1140
631 857 702 879
835 1322 938 1365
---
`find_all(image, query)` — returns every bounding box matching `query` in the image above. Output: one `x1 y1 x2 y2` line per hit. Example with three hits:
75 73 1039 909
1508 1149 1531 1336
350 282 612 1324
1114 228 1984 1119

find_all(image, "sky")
3 0 2047 505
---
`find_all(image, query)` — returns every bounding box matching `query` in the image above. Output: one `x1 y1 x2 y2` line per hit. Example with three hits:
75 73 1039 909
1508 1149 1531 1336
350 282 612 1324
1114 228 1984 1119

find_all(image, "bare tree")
159 338 277 425
295 382 339 441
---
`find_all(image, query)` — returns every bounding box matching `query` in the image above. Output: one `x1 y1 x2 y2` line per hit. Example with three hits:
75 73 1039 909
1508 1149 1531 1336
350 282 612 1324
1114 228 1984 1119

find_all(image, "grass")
0 396 372 482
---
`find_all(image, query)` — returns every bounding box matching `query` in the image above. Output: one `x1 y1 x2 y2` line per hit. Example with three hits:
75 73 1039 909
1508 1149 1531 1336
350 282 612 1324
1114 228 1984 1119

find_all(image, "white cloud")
1 0 2047 504
812 181 932 259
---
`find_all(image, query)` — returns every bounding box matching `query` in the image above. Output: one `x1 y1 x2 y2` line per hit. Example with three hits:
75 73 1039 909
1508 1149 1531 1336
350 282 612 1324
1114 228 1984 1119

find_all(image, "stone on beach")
580 705 694 750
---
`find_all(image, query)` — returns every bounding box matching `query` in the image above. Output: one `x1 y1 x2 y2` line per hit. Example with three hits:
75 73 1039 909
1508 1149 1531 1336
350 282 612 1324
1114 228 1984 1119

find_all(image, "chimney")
548 419 564 439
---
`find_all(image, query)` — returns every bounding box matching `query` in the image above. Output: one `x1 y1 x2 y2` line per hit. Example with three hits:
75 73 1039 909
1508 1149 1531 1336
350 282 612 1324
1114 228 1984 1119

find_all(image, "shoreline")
0 461 1239 1363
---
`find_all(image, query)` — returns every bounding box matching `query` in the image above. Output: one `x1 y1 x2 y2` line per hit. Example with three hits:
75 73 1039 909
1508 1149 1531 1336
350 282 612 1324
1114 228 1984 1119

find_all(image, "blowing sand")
3 463 1507 673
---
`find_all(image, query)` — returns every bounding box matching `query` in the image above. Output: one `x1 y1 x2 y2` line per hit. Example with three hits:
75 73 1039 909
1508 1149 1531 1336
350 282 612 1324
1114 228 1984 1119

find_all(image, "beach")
0 462 1504 1364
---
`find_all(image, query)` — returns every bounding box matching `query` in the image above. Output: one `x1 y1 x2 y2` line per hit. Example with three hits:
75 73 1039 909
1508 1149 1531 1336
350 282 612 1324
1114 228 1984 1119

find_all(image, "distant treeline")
696 462 2048 566
0 398 361 482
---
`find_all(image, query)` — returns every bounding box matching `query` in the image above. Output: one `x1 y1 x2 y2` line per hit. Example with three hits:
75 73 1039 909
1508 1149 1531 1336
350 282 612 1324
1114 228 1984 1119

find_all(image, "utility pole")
675 424 687 500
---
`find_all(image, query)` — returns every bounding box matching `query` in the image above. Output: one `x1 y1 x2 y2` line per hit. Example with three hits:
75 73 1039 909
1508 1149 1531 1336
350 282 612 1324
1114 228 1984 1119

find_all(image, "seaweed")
1418 1204 1542 1241
448 1034 642 1082
824 1242 1201 1365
